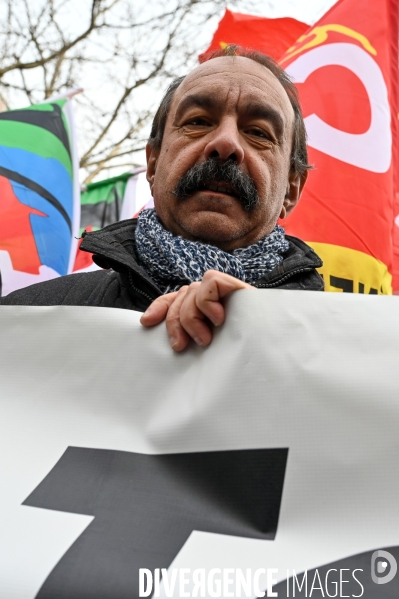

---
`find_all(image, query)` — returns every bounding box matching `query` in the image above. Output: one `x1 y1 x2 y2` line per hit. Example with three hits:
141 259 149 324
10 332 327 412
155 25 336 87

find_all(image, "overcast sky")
233 0 338 23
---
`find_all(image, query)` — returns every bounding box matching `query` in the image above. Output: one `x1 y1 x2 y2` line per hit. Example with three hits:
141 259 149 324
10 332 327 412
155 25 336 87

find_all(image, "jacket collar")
80 218 162 295
80 218 322 291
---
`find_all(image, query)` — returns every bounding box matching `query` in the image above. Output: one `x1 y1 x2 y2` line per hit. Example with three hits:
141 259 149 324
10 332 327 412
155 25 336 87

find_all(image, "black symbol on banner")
24 446 288 599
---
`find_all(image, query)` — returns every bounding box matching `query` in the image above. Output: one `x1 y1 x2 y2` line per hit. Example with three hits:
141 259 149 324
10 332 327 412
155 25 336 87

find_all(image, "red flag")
200 9 308 62
280 0 398 294
393 142 399 290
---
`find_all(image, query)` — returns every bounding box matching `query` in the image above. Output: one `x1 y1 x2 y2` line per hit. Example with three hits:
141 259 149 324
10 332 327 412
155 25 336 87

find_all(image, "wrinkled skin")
141 56 307 351
141 270 255 351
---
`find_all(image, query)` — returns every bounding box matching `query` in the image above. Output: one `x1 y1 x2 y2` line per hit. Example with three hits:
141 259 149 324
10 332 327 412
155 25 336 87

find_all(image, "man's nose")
203 118 245 164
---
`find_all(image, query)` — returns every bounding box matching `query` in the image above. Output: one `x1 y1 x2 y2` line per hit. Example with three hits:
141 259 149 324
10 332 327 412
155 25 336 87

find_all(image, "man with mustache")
1 48 324 350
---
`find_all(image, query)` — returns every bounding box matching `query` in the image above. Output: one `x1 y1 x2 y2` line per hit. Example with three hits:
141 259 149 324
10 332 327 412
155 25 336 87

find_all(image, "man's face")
146 56 305 251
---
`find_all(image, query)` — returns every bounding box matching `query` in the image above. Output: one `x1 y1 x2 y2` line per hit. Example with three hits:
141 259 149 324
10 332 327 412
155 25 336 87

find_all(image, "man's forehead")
172 56 293 116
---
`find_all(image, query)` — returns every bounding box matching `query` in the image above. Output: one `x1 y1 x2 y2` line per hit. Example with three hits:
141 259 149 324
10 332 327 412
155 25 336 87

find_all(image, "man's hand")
140 270 256 351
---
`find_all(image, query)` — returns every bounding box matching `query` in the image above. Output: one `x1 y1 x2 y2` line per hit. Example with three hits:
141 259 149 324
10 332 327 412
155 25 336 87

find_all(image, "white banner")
0 290 398 598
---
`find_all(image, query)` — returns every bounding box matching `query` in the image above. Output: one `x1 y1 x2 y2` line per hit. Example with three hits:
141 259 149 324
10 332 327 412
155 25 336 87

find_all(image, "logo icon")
371 550 397 585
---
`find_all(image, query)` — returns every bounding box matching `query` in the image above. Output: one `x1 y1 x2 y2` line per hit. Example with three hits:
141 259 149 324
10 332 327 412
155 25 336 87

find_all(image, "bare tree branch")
18 68 34 104
0 0 117 77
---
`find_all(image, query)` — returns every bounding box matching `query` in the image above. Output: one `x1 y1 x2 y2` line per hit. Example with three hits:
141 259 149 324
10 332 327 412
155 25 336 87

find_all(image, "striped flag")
0 99 80 296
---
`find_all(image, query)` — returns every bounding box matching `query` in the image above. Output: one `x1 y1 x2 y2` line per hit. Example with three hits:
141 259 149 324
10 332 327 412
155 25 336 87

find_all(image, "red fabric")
200 9 308 62
0 176 45 273
73 226 94 271
280 0 398 287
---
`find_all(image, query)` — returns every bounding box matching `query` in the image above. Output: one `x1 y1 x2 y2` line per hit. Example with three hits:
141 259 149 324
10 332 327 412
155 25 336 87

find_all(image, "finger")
196 270 255 326
165 286 193 351
140 291 180 327
179 283 213 348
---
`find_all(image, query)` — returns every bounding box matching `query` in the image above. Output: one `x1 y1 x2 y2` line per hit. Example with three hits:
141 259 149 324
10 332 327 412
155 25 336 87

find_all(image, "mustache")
172 158 259 211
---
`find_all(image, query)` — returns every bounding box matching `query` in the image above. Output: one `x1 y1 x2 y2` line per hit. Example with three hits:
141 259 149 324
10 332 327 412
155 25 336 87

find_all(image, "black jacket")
0 219 324 311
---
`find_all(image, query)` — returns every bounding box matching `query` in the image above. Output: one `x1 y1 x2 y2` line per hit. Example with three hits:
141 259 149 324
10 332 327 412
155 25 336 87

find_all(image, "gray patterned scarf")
135 209 289 294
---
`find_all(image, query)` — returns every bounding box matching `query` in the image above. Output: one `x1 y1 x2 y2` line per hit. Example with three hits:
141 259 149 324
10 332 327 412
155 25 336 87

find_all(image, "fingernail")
194 337 204 346
169 336 178 348
211 316 222 327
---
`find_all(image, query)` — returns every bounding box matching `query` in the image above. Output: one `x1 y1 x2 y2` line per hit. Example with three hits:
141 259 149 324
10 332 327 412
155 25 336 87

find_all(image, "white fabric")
0 291 399 597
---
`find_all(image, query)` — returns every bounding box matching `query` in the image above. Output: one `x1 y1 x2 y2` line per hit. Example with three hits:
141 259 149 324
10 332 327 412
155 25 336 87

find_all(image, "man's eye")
247 128 272 139
184 118 209 126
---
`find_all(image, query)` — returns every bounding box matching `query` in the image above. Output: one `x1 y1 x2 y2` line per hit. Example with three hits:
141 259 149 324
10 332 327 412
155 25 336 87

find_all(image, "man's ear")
146 142 160 193
279 170 308 219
